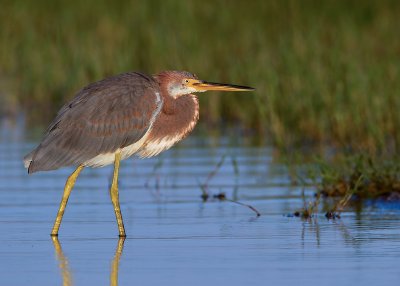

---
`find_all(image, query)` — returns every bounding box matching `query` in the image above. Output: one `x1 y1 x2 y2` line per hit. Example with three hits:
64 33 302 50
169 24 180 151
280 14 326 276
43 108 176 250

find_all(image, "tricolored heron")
24 71 255 237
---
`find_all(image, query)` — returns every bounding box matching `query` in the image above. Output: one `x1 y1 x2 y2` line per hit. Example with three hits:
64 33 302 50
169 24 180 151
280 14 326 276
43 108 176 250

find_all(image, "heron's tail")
23 151 34 171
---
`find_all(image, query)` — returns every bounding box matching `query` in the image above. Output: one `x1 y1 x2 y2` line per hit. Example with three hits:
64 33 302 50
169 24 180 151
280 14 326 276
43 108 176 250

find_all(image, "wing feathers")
26 72 162 173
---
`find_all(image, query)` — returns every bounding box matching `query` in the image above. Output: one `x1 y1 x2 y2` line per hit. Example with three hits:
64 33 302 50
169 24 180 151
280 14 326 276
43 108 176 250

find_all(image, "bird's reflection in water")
51 237 126 286
51 237 73 286
111 237 125 286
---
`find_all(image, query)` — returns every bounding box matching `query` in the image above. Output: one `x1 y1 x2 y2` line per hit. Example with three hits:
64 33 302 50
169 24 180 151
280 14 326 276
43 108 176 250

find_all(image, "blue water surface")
0 118 399 286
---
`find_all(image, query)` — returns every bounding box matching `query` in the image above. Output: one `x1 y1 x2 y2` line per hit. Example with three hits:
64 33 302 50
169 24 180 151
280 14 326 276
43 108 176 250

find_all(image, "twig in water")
326 174 364 218
231 156 240 200
197 178 209 201
225 198 261 217
144 158 164 200
197 154 260 217
198 154 226 201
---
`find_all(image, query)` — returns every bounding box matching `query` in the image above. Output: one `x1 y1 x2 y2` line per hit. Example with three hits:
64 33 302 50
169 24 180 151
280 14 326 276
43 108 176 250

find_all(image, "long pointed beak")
192 80 255 92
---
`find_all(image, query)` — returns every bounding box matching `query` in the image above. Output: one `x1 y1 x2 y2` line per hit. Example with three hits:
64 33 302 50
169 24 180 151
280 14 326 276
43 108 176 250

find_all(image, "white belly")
137 136 180 158
82 130 152 168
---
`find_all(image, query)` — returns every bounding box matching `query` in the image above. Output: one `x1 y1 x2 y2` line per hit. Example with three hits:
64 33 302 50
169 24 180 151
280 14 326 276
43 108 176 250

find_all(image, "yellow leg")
110 151 126 237
51 165 84 236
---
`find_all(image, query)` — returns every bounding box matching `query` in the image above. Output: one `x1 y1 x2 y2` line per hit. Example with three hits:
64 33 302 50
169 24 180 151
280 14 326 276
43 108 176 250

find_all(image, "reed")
312 155 400 200
1 0 399 153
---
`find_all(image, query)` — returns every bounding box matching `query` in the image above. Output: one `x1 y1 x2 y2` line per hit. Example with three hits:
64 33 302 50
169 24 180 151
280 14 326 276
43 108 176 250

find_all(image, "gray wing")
24 72 163 173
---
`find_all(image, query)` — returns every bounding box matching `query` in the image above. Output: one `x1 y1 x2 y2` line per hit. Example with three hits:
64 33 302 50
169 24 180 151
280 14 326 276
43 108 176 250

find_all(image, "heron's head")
156 71 255 98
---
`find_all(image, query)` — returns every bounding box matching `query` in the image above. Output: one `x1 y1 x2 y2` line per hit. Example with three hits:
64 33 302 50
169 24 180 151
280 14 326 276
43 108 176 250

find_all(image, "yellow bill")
189 79 255 92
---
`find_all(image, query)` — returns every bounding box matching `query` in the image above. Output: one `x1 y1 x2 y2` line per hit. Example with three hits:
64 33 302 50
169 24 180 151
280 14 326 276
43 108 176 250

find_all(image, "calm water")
1 119 400 286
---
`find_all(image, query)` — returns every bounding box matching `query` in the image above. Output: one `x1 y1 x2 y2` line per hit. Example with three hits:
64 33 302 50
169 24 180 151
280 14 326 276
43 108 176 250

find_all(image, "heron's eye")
184 79 189 84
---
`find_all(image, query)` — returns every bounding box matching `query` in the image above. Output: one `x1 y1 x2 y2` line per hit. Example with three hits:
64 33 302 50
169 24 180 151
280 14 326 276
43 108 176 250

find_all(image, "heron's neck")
137 93 199 157
160 93 200 137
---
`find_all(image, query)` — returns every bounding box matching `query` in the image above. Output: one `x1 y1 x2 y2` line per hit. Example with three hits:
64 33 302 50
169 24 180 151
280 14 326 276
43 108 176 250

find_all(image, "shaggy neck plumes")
137 76 200 158
150 90 199 141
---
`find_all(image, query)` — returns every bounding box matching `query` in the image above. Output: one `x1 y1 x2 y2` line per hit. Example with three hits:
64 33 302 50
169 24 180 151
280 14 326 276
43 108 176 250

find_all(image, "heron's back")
24 72 162 173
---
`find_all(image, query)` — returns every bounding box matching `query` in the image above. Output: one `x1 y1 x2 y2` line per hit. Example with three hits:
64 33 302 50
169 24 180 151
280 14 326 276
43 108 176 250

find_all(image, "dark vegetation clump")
315 155 400 200
288 155 400 219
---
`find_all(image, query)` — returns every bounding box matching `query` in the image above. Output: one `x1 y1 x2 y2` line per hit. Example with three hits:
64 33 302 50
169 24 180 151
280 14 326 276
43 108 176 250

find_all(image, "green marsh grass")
313 155 400 200
290 154 400 217
1 0 400 154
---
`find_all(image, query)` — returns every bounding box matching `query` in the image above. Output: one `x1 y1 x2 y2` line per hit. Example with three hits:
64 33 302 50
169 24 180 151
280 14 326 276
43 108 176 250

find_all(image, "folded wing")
25 72 163 173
